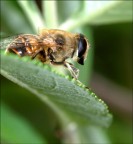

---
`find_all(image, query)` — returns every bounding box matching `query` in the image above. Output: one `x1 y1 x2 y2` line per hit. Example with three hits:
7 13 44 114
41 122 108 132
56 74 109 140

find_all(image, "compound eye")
77 34 87 65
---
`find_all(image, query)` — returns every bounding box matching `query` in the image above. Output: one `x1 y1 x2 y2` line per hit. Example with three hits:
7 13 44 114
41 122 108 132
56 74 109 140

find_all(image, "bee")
5 29 89 79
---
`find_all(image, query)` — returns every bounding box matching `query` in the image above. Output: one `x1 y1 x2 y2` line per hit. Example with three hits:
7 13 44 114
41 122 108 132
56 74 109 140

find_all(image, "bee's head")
76 34 89 65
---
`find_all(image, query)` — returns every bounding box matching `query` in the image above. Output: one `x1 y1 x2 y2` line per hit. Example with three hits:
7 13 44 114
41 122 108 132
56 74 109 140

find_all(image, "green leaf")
1 102 46 144
59 1 132 31
0 50 112 143
85 1 133 25
0 51 112 126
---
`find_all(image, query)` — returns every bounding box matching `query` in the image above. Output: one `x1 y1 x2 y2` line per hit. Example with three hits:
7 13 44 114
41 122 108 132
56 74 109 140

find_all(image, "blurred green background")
0 1 132 144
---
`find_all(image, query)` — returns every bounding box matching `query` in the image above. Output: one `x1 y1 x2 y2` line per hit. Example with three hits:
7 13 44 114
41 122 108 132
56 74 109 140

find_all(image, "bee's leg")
50 61 79 79
31 49 43 59
64 62 84 85
64 62 79 80
5 48 10 53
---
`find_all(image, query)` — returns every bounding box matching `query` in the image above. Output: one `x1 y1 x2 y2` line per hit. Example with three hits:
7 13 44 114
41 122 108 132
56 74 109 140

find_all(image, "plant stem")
18 1 45 33
42 1 58 28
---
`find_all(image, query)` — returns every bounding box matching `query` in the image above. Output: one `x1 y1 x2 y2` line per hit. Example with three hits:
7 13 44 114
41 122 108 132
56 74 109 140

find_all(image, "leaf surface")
0 51 112 128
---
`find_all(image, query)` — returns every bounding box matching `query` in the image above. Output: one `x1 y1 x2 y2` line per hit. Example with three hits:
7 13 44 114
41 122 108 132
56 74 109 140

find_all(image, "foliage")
0 1 132 144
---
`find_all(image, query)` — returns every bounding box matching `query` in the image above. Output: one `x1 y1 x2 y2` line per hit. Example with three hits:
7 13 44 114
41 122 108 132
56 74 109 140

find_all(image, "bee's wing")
0 35 18 50
0 35 43 50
